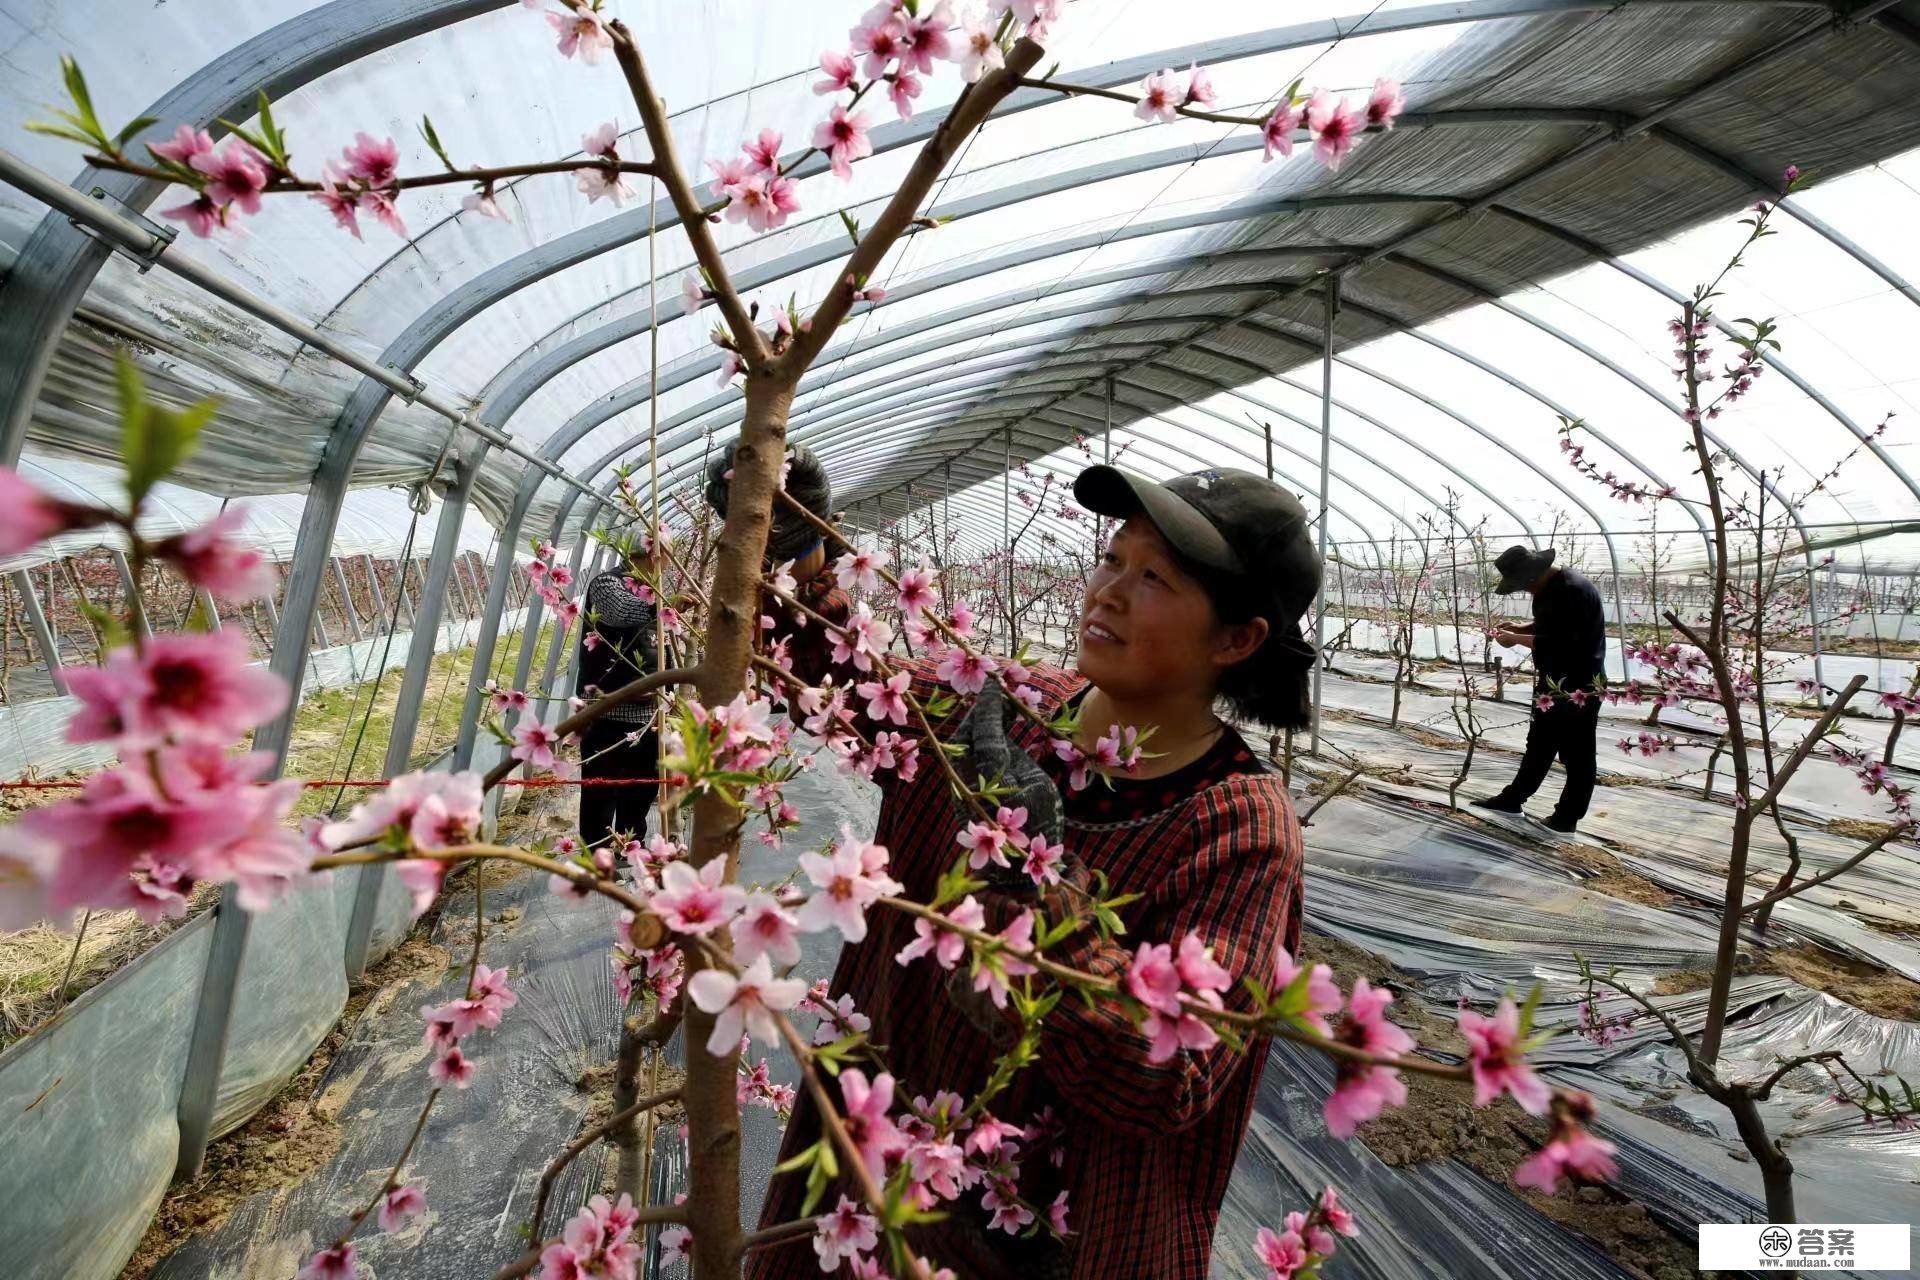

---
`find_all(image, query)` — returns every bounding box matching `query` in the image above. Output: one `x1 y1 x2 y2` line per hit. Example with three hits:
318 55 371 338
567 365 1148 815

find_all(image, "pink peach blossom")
815 48 857 95
813 104 874 180
1184 63 1217 109
1459 996 1550 1113
971 909 1037 1007
896 893 984 970
851 7 909 78
297 1243 358 1280
686 952 807 1055
651 856 745 936
0 467 103 554
1515 1125 1619 1193
814 1196 879 1269
377 1183 425 1232
731 890 802 966
161 194 225 238
958 11 1005 82
341 132 399 187
1366 77 1405 130
1272 945 1342 1036
547 7 613 63
149 125 214 167
191 139 268 215
153 506 276 601
723 171 801 232
1136 69 1187 122
430 1043 476 1088
1262 100 1304 162
1323 978 1415 1137
1306 90 1362 169
857 669 912 726
743 127 783 174
796 833 902 942
937 646 996 695
838 1067 909 1178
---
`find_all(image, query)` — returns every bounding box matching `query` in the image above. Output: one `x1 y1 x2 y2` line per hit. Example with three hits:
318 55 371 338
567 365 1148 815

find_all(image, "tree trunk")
682 373 797 1278
1726 1085 1796 1222
1699 809 1754 1063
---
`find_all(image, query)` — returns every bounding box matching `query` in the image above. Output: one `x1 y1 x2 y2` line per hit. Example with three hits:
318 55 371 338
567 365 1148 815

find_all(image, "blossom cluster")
420 962 519 1088
1134 65 1403 173
539 1192 645 1280
1829 746 1916 822
0 467 320 928
1253 1186 1359 1279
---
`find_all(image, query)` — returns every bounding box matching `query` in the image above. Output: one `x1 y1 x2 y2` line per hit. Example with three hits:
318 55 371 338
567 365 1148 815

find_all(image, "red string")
0 776 677 790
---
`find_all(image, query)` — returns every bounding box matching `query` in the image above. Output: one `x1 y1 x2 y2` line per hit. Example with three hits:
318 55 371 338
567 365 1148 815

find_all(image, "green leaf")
799 1140 838 1216
117 353 215 506
773 1139 822 1176
838 208 862 245
77 599 131 653
420 113 455 171
113 115 160 149
23 120 104 149
62 57 95 121
182 594 218 633
253 90 290 169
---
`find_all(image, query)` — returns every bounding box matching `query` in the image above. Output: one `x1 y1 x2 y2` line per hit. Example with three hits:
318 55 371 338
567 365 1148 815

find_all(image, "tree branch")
90 153 657 194
607 21 770 366
781 37 1048 372
1739 824 1909 916
1750 672 1867 811
531 1087 684 1238
482 665 702 790
1749 1050 1843 1101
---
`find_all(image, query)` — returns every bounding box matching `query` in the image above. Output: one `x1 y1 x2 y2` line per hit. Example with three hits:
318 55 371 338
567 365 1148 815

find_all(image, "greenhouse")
2 0 1919 1277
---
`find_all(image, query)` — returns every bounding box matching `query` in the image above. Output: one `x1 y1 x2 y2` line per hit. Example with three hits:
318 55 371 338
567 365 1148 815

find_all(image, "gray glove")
704 439 833 563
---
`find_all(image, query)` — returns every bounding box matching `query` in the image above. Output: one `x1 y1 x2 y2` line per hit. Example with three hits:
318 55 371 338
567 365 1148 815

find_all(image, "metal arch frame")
562 405 1399 569
933 0 1912 552
1358 251 1832 686
862 372 1459 545
0 0 522 1185
842 326 1643 670
1482 203 1920 503
1143 349 1542 546
0 0 516 459
603 415 1398 580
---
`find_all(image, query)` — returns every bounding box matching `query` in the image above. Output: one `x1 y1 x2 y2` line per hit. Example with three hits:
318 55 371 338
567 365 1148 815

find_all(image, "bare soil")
1558 844 1680 909
1652 945 1920 1021
1301 935 1704 1280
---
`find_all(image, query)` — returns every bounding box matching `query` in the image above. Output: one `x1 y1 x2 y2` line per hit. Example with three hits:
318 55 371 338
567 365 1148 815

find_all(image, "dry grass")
0 883 220 1049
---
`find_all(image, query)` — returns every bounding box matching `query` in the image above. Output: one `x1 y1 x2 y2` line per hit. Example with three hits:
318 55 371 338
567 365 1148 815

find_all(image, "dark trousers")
579 719 660 848
1500 699 1602 822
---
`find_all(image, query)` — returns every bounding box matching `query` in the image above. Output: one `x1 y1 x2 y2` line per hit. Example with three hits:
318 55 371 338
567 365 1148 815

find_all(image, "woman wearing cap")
716 446 1319 1280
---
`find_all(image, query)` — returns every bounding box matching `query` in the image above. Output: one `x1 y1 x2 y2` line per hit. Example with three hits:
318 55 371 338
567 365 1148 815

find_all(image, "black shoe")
1544 814 1579 833
1471 795 1523 814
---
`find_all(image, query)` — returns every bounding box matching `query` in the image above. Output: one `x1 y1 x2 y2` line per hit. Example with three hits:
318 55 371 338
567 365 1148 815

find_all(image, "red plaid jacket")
748 584 1303 1279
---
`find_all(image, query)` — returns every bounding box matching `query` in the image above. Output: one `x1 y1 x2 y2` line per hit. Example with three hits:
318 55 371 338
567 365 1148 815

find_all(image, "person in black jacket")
1473 545 1608 833
576 551 666 848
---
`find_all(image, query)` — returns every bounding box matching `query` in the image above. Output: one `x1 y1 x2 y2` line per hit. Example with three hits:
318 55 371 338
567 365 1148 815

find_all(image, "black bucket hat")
1074 465 1321 647
1493 544 1556 594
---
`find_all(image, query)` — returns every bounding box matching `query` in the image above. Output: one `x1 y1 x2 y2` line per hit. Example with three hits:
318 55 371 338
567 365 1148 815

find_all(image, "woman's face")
1075 517 1265 704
